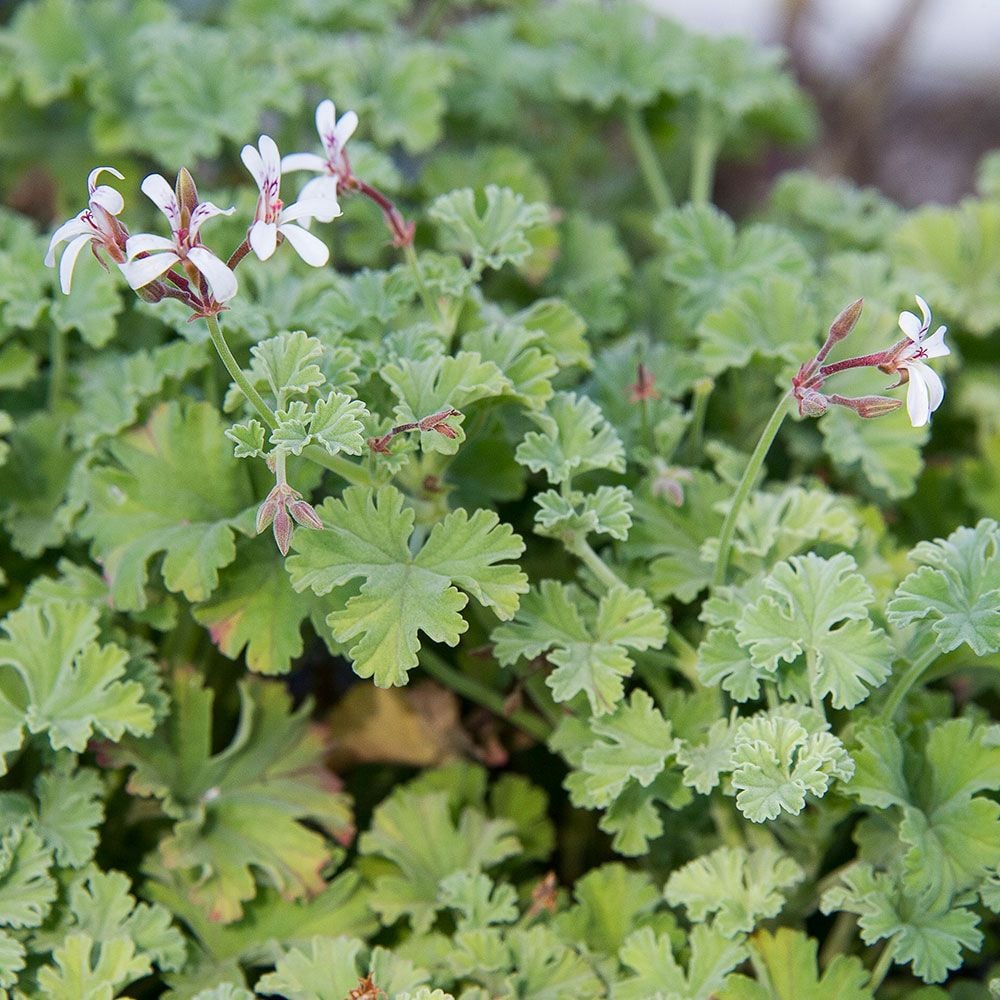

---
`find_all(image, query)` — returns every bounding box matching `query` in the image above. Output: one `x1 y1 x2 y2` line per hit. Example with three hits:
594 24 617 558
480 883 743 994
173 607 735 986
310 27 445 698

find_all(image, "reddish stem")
346 176 415 247
226 239 252 271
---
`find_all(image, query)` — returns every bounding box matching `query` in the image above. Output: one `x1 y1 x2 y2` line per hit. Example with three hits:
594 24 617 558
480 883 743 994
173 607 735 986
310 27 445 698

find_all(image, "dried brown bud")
418 408 461 437
797 388 829 417
288 499 323 530
829 393 903 419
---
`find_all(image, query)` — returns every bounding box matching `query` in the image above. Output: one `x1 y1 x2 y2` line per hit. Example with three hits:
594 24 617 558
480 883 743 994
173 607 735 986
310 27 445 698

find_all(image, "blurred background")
648 0 1000 207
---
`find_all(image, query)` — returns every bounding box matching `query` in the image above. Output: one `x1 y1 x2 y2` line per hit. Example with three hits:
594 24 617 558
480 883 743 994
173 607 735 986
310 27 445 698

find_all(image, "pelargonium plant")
1 1 999 998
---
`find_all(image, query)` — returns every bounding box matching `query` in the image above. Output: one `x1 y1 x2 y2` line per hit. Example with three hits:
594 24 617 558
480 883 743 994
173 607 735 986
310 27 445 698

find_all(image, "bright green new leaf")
271 392 367 457
288 486 527 686
515 392 625 486
614 923 748 1000
493 582 665 715
225 418 266 459
0 600 155 766
194 536 328 675
79 401 256 610
0 823 56 929
359 787 520 933
888 519 1000 656
730 713 854 822
534 485 633 542
113 669 354 924
821 863 982 985
34 932 149 1000
718 928 873 1000
439 872 519 930
247 330 326 405
664 846 803 937
430 185 550 273
735 553 893 708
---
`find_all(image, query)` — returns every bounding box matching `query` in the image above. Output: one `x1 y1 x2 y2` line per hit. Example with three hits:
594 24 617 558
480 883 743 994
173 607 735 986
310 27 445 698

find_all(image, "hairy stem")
420 648 552 742
877 644 939 722
683 377 714 461
301 445 378 488
867 939 896 992
403 242 445 328
571 537 627 591
623 105 673 212
712 392 792 587
204 312 276 430
689 104 721 205
819 910 858 969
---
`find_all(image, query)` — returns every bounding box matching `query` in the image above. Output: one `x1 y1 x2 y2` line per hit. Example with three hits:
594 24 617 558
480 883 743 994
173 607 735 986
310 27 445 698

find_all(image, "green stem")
48 324 67 409
571 538 626 591
403 243 445 329
684 377 714 461
819 910 858 969
666 628 702 687
878 644 939 722
524 671 562 729
301 445 377 488
710 796 745 848
689 103 721 205
712 392 791 588
623 105 673 212
419 648 552 742
204 313 276 430
867 940 896 993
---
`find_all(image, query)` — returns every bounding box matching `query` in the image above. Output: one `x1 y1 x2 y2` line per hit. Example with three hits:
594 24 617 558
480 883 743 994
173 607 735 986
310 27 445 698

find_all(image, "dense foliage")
1 0 1000 997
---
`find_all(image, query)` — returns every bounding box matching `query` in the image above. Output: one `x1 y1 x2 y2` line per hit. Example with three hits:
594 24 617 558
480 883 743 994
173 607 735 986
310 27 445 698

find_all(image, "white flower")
896 295 950 427
241 135 335 266
44 167 128 294
280 99 356 218
120 174 237 303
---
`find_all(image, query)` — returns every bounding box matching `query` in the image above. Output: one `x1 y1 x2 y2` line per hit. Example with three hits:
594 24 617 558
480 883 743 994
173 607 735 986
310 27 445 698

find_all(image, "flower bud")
827 298 863 345
255 490 279 534
272 504 293 556
797 388 829 417
175 167 200 223
418 408 461 437
288 499 323 530
134 281 166 304
829 394 903 419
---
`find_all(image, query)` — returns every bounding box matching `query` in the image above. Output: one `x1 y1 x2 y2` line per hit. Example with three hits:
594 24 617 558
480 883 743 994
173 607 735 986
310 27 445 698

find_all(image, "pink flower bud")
288 499 323 530
827 298 863 345
175 167 200 222
272 504 293 556
255 491 279 534
829 394 903 419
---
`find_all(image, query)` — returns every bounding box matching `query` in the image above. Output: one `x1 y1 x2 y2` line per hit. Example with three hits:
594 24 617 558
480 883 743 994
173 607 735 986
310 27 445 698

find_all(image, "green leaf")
735 553 893 709
718 928 873 1000
730 713 854 822
49 254 123 348
819 405 928 500
287 486 527 686
0 929 25 990
271 392 367 457
247 330 326 404
439 871 519 930
0 601 155 765
848 719 1000 901
493 582 665 715
255 937 367 1000
657 204 812 326
821 863 982 985
888 519 1000 656
515 392 625 486
0 823 56 929
381 351 509 454
503 925 605 999
614 923 748 1000
225 419 266 459
664 846 803 937
696 275 818 376
79 401 255 610
35 932 149 1000
534 485 633 542
461 321 558 411
194 535 328 675
515 298 592 370
33 757 104 868
359 787 520 933
430 185 550 273
113 669 353 924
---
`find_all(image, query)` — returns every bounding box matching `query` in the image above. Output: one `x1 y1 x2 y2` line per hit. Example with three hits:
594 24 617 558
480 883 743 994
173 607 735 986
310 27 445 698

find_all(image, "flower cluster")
792 295 950 428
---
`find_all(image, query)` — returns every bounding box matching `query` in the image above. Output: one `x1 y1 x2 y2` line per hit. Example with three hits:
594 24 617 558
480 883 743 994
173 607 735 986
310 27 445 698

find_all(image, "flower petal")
140 173 181 232
898 309 923 342
257 135 281 181
125 233 176 258
333 109 358 149
58 233 95 294
87 166 124 191
249 220 278 260
298 176 341 212
315 99 337 148
904 365 931 427
90 184 124 216
241 142 265 189
278 223 329 267
918 361 945 414
120 251 179 290
188 246 238 303
189 200 235 239
45 214 91 265
281 193 341 225
921 325 950 359
914 294 931 330
281 152 328 174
